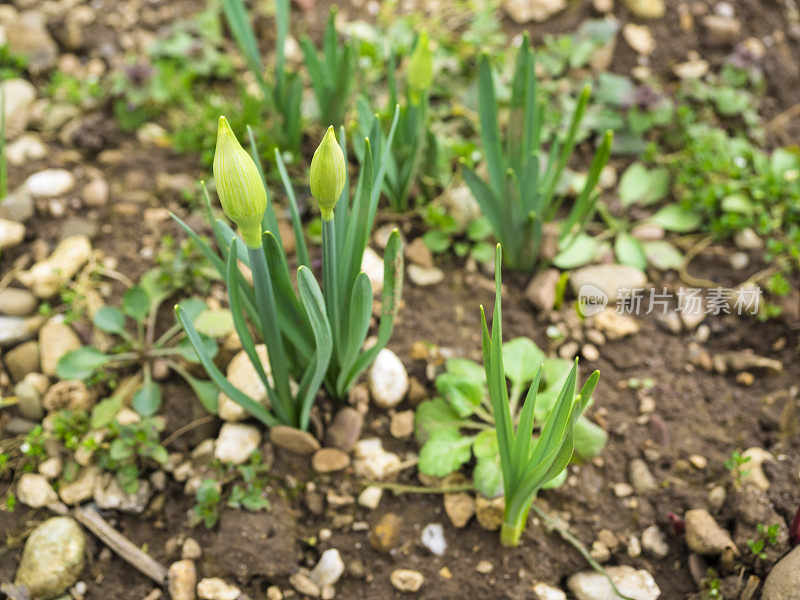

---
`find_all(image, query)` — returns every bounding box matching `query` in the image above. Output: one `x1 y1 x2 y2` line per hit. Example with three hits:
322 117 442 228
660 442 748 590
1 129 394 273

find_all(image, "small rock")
358 486 383 509
739 447 772 490
622 0 664 18
38 456 62 480
218 345 271 421
503 0 566 24
641 525 669 558
708 486 726 511
81 178 109 207
5 341 40 381
4 11 58 73
266 586 283 600
734 228 762 250
405 237 433 267
689 455 708 470
197 578 240 600
679 301 705 331
656 310 682 334
389 410 415 438
312 448 350 473
761 544 800 600
0 287 37 316
673 58 709 79
58 466 99 505
5 134 47 165
215 423 261 464
572 265 647 303
0 185 35 222
627 534 642 558
444 492 475 528
39 317 81 376
589 309 640 340
18 235 92 298
525 268 561 311
42 380 95 412
407 264 445 286
361 247 384 294
181 538 202 560
309 549 345 588
14 517 85 599
270 425 320 455
390 569 424 593
702 15 741 47
475 560 494 574
623 24 656 54
324 407 363 452
0 79 37 139
17 472 58 507
289 571 319 598
684 508 737 556
729 251 749 270
591 540 611 563
629 458 657 494
558 341 580 359
593 0 613 11
567 565 660 600
370 513 402 552
0 218 25 250
475 496 505 531
368 348 408 409
420 523 446 556
26 169 75 198
582 344 600 361
353 438 401 480
94 475 151 513
167 560 196 600
533 582 567 600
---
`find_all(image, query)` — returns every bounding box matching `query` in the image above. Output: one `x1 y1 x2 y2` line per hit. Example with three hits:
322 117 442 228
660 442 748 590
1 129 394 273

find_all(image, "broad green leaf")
181 297 209 322
418 429 473 477
193 309 235 338
132 381 162 416
93 306 126 335
473 453 503 498
444 358 486 384
642 240 683 270
721 193 754 216
649 204 702 233
436 373 484 418
123 286 149 321
502 337 544 389
91 396 123 429
109 438 133 461
614 232 647 270
414 398 463 443
573 416 608 459
619 162 669 206
472 429 498 459
56 347 112 381
552 233 599 269
422 230 450 253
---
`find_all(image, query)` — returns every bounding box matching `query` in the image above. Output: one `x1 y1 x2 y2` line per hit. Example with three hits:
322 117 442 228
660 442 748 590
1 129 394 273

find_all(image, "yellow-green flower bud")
213 116 268 248
407 32 433 94
309 126 346 221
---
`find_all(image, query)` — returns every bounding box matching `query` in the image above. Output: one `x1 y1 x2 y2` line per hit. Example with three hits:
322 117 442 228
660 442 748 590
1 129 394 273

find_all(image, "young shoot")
481 244 599 546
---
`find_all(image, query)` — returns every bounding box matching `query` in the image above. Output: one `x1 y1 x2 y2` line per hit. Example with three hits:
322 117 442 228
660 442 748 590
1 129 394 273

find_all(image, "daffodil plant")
173 114 403 430
464 34 613 272
485 245 598 546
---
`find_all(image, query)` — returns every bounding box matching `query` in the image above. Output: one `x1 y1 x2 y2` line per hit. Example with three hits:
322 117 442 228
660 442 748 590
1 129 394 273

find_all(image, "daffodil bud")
309 126 346 220
213 116 268 248
407 31 433 94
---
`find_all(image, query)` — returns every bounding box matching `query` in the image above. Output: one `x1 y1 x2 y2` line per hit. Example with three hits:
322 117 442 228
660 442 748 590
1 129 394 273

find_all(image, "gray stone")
567 565 660 600
702 15 741 47
0 316 42 347
324 407 363 452
270 424 320 455
58 466 99 505
629 458 657 494
0 288 37 316
762 545 800 600
15 517 85 599
93 475 151 513
14 377 43 419
0 185 35 222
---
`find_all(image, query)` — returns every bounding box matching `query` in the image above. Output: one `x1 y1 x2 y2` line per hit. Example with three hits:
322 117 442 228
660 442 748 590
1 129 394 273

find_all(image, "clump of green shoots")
481 244 599 546
174 113 403 430
222 0 302 151
464 34 613 272
301 7 355 128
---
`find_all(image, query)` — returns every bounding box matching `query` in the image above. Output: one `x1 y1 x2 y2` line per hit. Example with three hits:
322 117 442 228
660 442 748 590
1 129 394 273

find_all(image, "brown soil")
2 0 800 599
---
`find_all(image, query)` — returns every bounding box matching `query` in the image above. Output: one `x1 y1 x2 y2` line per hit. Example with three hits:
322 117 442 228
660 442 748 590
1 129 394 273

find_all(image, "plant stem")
500 502 530 547
247 246 295 426
321 217 340 361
